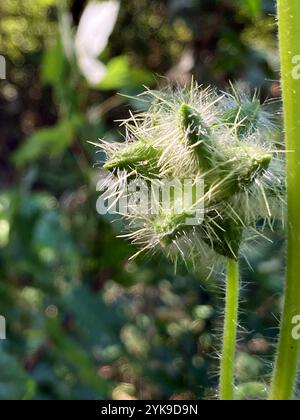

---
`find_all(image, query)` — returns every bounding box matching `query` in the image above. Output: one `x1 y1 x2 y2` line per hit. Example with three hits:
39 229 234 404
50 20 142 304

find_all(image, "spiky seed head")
98 82 285 267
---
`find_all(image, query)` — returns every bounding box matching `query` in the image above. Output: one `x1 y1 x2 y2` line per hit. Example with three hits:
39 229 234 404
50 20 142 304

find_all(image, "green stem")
219 258 239 400
269 0 300 400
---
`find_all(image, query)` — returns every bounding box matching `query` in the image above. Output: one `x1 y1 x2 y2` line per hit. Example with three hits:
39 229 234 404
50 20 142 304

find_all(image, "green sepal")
104 140 161 177
199 216 244 260
208 149 272 201
153 211 195 247
221 97 263 138
179 103 213 171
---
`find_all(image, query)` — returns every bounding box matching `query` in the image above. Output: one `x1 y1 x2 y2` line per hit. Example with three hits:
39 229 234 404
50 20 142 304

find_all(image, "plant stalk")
219 258 239 400
269 0 300 400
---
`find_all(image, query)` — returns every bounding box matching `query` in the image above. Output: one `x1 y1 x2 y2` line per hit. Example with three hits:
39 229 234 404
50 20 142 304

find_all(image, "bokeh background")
0 0 288 400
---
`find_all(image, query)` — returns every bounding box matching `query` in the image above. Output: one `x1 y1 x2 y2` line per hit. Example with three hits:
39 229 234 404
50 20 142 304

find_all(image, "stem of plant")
219 258 239 400
269 0 300 400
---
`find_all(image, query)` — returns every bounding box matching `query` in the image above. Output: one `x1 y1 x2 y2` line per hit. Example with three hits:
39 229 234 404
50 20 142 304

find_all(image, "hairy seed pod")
179 103 213 171
98 83 284 266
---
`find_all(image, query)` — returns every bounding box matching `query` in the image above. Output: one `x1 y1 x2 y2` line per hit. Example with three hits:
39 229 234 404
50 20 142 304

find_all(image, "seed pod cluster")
99 83 284 266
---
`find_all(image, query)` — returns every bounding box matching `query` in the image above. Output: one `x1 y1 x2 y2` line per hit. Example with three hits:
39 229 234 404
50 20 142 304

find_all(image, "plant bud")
179 103 213 170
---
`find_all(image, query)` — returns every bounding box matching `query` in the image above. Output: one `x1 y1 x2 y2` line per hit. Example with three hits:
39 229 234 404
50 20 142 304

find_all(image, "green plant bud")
222 99 261 135
153 211 195 247
220 89 273 138
210 149 272 201
199 215 244 260
234 382 268 401
179 103 213 170
103 140 161 176
153 210 244 260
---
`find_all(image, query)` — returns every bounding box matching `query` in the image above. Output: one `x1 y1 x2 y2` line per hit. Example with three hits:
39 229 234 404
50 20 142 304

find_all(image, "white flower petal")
78 53 107 85
75 1 120 57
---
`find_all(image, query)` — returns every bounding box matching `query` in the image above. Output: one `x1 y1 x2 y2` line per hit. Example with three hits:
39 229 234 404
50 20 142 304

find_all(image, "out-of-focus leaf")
243 0 261 17
13 119 79 166
42 39 66 87
0 348 36 400
62 287 123 345
47 318 111 396
59 12 75 61
99 56 154 90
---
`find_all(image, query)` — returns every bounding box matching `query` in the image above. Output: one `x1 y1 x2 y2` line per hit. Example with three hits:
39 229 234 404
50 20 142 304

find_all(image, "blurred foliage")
0 0 58 58
0 0 288 400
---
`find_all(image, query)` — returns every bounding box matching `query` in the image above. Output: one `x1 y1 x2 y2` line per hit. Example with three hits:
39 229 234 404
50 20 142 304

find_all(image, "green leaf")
99 56 154 90
13 120 76 166
244 0 261 17
42 39 66 87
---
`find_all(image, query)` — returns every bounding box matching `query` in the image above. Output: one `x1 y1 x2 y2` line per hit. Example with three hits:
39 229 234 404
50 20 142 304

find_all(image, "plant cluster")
100 83 284 267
